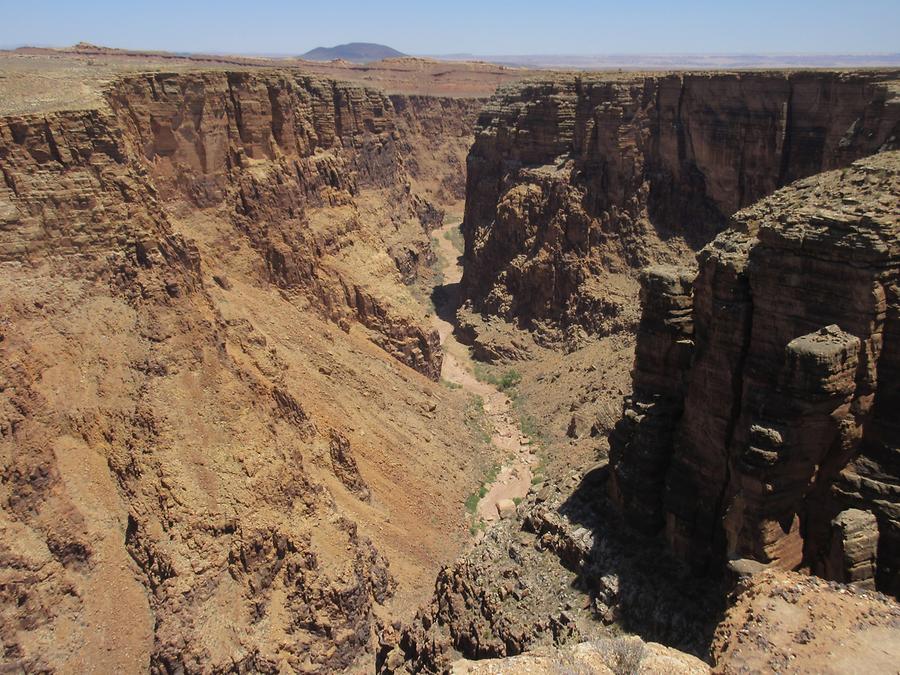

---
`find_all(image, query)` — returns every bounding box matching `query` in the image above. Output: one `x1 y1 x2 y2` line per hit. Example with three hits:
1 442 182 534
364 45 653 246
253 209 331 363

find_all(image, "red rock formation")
608 266 694 531
610 152 900 594
461 72 900 339
0 105 401 672
0 109 198 276
822 509 879 588
105 71 469 379
0 72 485 672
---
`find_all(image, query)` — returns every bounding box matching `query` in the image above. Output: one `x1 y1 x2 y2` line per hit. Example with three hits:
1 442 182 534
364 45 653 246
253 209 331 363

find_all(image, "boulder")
496 499 517 520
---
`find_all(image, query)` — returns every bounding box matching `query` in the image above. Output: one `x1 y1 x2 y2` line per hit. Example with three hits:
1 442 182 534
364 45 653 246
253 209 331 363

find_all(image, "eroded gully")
430 217 536 527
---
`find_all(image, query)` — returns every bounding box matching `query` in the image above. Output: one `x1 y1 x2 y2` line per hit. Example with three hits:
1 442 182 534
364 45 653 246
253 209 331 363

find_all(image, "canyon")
0 46 898 674
0 52 501 672
461 71 899 341
609 154 899 594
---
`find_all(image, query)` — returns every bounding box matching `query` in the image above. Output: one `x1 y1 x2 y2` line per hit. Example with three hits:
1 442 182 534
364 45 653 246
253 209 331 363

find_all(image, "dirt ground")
712 570 900 673
427 218 536 527
0 46 540 116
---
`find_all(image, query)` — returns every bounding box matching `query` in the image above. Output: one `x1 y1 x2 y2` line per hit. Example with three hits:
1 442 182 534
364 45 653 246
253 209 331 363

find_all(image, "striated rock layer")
461 71 900 339
105 71 458 379
0 70 487 672
609 152 900 595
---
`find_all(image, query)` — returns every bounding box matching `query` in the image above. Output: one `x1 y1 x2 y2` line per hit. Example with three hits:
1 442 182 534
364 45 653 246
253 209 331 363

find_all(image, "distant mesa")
301 42 406 63
72 41 119 53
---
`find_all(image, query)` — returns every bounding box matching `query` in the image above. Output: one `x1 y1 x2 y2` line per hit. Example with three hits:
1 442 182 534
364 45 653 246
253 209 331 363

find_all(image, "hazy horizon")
2 0 898 57
4 43 900 59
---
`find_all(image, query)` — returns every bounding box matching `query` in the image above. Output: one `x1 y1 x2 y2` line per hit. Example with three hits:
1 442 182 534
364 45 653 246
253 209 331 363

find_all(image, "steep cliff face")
0 107 198 271
389 94 486 211
461 72 900 340
0 73 490 672
106 71 456 379
609 152 900 595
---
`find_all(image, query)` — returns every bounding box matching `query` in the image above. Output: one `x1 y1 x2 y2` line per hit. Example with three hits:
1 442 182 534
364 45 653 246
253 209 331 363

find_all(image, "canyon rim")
1 17 900 675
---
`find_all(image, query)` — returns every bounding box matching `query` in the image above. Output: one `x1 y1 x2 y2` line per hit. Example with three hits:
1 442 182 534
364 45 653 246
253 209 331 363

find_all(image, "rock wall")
389 94 486 209
608 266 694 532
0 72 487 672
461 71 900 339
609 152 900 595
0 71 458 378
0 100 400 674
105 71 468 379
0 108 198 275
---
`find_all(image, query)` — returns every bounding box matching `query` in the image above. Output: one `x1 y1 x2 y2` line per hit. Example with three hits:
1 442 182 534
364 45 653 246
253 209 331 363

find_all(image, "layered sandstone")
0 70 490 672
609 152 900 594
608 266 694 532
106 70 455 379
461 71 900 340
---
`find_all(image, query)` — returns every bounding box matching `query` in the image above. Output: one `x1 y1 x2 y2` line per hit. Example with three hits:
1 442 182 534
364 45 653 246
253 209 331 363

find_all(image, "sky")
1 0 898 56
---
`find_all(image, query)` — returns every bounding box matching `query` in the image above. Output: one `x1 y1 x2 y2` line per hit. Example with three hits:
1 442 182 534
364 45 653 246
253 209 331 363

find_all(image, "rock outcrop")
450 637 709 674
822 508 879 588
461 71 900 341
386 462 899 674
711 569 900 673
609 152 900 594
0 70 488 672
106 71 462 379
608 266 694 532
381 468 728 674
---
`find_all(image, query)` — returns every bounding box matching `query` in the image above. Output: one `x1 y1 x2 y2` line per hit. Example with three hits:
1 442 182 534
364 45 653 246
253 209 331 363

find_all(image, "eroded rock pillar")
609 265 694 532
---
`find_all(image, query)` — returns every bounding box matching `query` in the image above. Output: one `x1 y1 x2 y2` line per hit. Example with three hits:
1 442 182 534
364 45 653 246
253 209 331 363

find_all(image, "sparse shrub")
464 394 492 444
442 225 465 253
593 638 646 675
497 369 521 391
463 463 500 514
472 364 521 393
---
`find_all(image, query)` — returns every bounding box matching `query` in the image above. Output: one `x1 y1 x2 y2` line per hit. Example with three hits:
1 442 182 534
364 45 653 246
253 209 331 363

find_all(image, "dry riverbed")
428 218 537 531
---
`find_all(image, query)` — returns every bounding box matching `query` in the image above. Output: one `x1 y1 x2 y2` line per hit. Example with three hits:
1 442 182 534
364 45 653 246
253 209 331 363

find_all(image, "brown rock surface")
4 46 900 673
386 454 899 675
461 71 900 342
608 265 694 532
381 468 728 674
450 637 708 674
106 70 451 379
0 65 493 672
711 570 900 674
823 508 879 588
610 152 900 593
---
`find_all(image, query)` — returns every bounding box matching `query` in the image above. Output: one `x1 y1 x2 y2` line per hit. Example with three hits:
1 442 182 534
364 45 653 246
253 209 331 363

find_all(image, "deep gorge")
1 61 899 673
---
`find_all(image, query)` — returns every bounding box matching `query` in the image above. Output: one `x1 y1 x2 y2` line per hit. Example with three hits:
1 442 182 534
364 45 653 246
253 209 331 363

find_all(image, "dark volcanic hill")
301 42 405 62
